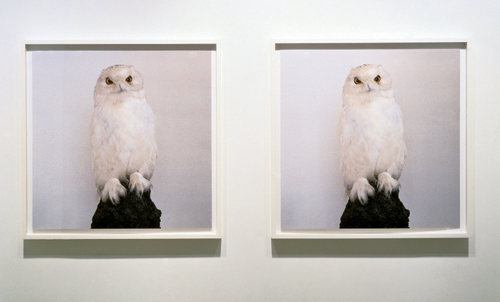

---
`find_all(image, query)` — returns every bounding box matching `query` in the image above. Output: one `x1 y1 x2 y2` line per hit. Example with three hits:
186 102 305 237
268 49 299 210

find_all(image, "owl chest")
94 103 153 147
345 104 401 147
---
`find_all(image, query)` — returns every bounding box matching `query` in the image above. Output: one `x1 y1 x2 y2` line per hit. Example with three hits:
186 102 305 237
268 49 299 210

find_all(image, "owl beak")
366 84 372 92
118 84 124 92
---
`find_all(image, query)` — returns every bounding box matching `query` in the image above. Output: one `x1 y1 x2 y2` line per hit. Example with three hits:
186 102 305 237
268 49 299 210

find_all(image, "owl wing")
125 102 157 180
374 102 406 180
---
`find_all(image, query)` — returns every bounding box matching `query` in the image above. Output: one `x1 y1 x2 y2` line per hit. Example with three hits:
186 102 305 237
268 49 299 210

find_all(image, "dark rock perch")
339 186 409 228
91 185 162 229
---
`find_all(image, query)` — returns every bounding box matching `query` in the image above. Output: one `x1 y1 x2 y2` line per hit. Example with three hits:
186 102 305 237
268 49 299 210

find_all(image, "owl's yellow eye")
105 77 113 85
354 77 362 84
374 75 381 82
126 76 132 83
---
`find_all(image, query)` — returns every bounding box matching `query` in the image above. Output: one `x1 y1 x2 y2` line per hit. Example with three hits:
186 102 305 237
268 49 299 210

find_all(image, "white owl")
339 64 406 204
91 65 157 204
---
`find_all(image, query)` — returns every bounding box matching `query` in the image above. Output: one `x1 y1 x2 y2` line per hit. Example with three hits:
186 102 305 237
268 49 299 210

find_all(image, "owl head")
342 64 393 105
93 64 145 106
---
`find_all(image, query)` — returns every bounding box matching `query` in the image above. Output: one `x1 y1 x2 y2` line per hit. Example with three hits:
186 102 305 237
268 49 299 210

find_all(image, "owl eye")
126 76 133 83
105 77 113 85
354 77 362 84
374 75 381 82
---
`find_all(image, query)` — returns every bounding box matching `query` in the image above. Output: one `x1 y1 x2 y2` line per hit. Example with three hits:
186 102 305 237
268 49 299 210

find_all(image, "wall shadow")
272 238 468 258
24 239 221 259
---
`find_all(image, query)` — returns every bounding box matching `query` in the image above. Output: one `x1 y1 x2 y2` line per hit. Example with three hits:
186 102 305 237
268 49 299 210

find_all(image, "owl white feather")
339 64 406 204
91 65 157 204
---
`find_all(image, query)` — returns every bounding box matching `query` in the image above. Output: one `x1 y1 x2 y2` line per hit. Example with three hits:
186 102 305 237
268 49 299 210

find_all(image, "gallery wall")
1 1 499 301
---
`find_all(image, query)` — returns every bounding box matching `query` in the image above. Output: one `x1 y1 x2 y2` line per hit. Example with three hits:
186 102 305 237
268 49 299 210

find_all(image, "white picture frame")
23 41 222 239
271 41 469 239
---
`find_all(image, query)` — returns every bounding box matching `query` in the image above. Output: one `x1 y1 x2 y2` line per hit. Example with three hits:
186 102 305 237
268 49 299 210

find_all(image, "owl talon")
129 172 151 196
101 178 126 205
350 178 374 204
377 172 400 196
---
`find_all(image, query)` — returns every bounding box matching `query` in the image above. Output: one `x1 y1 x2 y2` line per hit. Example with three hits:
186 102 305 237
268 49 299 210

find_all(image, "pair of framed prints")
23 41 468 240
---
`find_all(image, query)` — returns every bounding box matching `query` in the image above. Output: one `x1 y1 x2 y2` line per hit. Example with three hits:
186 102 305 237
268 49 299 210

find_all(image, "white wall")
1 1 499 301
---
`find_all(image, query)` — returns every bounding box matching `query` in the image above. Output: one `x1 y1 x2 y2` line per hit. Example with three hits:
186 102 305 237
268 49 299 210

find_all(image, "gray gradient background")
30 50 213 229
279 48 461 229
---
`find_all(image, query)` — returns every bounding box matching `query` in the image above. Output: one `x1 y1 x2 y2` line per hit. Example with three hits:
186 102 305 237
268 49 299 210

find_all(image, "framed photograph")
271 41 468 238
23 41 221 239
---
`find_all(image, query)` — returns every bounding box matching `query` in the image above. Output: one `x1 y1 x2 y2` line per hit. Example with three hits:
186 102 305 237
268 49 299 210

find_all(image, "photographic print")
274 42 466 237
25 43 219 238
